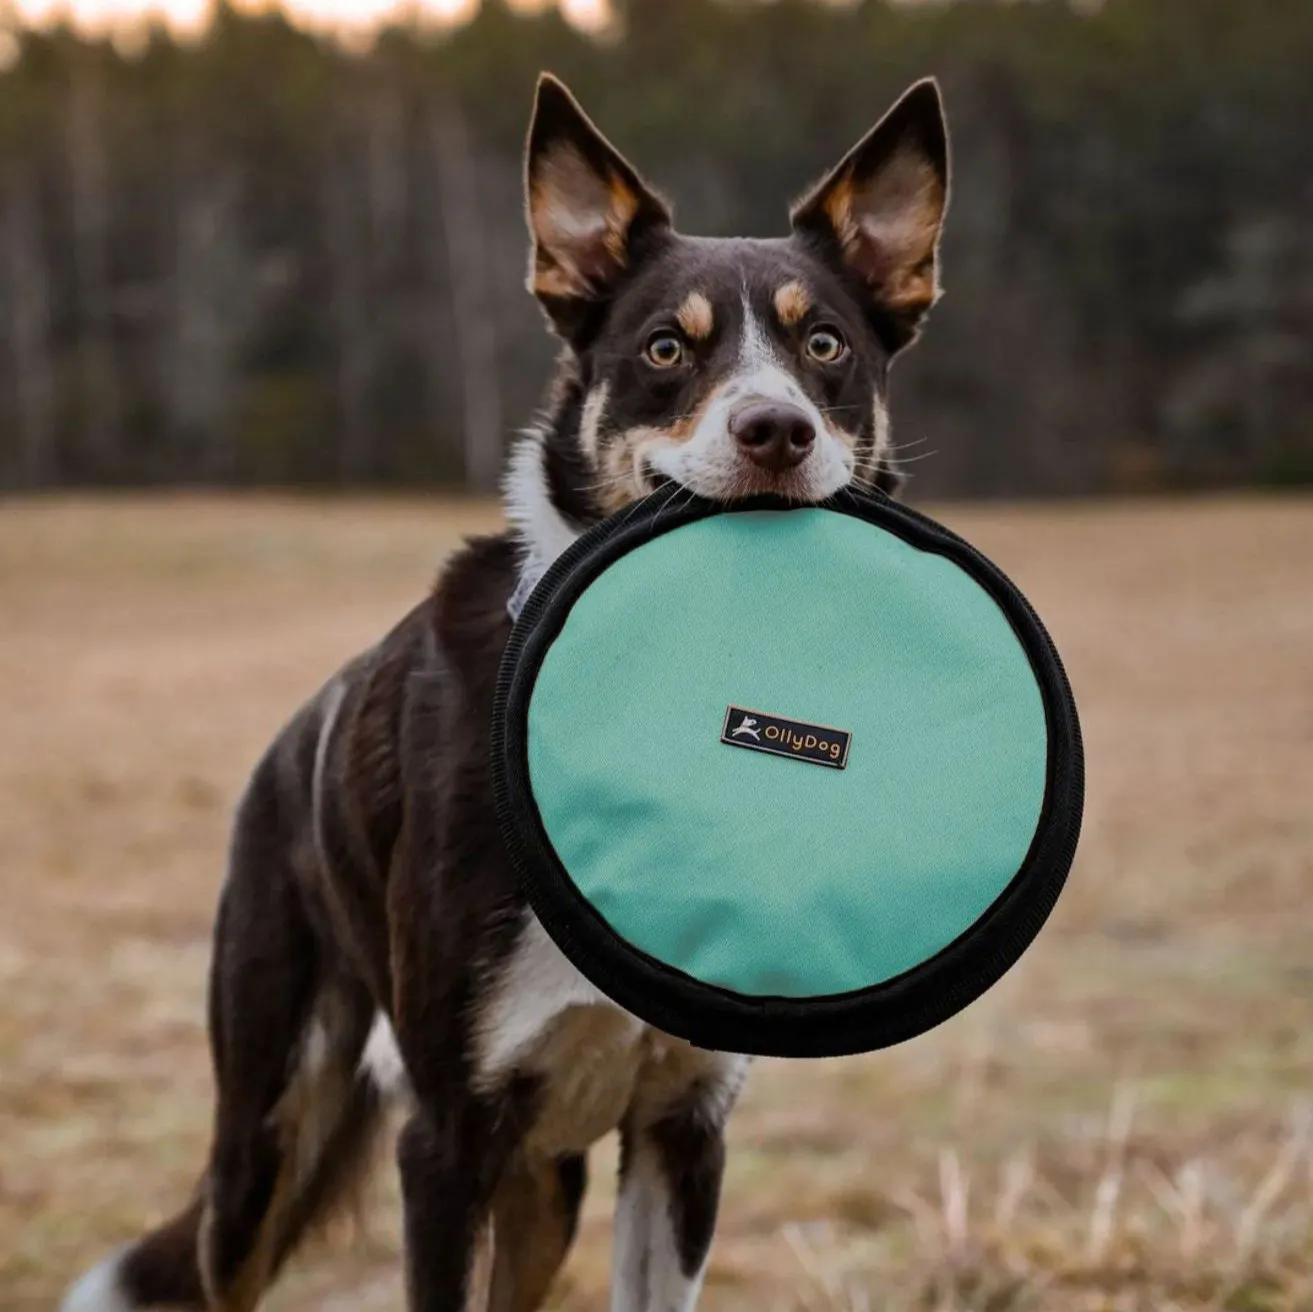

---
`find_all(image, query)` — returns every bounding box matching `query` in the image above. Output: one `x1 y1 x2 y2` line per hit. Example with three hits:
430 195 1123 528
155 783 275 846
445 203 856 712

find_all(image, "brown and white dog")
62 72 950 1312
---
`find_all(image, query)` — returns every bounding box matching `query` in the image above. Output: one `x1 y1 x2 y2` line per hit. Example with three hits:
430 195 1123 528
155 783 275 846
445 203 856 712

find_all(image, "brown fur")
773 280 812 326
591 401 716 514
525 84 670 317
528 146 642 300
790 78 949 349
676 291 715 340
487 1157 580 1312
819 150 944 315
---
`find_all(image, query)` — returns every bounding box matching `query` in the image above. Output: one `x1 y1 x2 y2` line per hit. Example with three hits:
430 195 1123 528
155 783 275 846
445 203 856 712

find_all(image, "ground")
2 493 1311 1311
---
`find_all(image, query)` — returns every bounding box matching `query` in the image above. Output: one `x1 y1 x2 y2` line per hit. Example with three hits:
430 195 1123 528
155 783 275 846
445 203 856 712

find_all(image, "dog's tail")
59 1195 208 1311
60 1013 400 1312
62 707 410 1311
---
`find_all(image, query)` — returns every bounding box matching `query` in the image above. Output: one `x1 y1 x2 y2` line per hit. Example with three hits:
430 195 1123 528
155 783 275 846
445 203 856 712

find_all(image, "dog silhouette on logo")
731 715 762 741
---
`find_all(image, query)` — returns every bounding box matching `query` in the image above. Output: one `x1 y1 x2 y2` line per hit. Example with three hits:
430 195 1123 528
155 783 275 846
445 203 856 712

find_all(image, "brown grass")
2 492 1311 1311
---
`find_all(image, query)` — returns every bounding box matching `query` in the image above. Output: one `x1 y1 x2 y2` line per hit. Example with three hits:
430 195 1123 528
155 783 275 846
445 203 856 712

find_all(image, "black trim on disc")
491 485 1085 1058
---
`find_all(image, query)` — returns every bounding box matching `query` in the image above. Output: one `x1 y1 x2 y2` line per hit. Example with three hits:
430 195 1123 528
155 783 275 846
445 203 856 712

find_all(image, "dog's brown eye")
806 327 847 364
644 332 684 369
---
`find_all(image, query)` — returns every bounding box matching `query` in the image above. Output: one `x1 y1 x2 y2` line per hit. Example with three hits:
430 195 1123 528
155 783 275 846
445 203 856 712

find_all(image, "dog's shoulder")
336 526 519 750
428 528 519 687
391 526 520 785
263 529 518 892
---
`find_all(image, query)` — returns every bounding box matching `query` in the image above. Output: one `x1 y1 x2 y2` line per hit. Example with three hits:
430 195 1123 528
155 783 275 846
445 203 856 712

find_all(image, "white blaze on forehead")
734 293 818 410
739 291 779 371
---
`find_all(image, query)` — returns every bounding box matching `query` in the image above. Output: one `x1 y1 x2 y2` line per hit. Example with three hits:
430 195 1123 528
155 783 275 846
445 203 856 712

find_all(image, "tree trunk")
322 111 373 484
3 171 56 488
431 98 503 493
168 141 245 483
66 58 120 481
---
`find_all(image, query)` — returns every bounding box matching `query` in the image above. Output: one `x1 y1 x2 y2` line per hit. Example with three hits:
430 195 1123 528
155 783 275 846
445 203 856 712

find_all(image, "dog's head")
512 74 949 540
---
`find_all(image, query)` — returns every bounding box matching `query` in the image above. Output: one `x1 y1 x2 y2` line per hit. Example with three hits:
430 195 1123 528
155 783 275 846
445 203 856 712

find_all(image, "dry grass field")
2 493 1311 1311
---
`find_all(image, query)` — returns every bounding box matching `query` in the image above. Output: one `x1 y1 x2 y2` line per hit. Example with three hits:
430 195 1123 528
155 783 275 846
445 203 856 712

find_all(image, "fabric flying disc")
491 486 1083 1058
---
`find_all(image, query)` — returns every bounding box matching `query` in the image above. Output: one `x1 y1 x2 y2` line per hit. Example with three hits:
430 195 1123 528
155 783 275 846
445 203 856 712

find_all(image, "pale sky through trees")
4 0 611 43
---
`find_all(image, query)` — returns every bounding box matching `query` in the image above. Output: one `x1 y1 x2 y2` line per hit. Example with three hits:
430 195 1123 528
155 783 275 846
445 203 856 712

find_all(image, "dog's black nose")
729 402 816 473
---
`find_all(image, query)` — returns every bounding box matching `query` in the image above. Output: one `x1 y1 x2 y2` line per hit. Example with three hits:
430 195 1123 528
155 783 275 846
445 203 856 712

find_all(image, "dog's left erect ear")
525 74 672 340
791 79 950 352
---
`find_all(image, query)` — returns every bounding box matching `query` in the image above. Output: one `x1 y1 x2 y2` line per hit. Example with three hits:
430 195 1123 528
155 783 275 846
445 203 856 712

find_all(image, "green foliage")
1 0 1311 492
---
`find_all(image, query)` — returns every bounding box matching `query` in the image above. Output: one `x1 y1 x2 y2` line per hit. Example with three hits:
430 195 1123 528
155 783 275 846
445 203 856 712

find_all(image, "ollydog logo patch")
720 705 852 769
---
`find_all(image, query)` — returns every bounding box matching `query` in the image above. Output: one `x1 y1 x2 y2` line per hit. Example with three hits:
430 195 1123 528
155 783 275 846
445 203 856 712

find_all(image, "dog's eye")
805 327 847 364
644 332 684 369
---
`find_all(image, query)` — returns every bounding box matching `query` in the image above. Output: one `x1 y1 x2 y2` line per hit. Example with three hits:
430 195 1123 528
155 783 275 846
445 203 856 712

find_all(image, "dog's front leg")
611 1061 744 1312
395 1096 508 1312
388 857 524 1310
389 908 528 1312
387 659 536 1311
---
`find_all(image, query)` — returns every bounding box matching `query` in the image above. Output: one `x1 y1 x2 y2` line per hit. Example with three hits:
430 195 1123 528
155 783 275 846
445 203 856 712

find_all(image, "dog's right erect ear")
791 79 950 353
525 74 672 339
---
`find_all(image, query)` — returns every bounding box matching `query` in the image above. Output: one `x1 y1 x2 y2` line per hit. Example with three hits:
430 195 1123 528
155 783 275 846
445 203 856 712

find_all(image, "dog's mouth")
639 461 847 507
639 461 851 505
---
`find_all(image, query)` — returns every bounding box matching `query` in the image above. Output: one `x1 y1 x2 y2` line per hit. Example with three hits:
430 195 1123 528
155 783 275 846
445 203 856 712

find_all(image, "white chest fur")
362 915 745 1158
475 916 648 1155
477 916 635 1075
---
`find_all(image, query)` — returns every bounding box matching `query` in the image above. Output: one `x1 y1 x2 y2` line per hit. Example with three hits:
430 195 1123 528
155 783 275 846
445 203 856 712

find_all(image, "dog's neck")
503 429 588 621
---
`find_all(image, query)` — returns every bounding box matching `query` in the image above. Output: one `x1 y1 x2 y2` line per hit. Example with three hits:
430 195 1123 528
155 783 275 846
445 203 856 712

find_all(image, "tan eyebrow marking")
676 291 714 341
774 280 812 326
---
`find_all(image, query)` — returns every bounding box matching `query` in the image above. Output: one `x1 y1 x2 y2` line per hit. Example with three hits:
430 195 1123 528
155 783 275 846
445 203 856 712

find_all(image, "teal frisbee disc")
492 486 1083 1058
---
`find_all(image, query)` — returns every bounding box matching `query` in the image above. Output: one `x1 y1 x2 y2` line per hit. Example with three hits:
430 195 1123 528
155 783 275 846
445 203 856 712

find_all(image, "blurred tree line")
1 0 1311 496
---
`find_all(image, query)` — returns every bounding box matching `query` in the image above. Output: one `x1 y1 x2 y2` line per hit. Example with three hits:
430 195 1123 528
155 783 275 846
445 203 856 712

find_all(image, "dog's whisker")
886 435 932 454
575 473 643 496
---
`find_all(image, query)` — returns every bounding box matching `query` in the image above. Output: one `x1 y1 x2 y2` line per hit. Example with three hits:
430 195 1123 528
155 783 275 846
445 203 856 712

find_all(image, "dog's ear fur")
525 74 672 341
791 79 949 352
